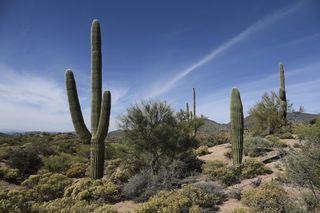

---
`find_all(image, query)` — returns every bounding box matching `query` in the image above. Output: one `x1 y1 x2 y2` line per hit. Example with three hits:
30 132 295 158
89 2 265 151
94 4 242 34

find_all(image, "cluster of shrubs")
198 132 230 147
202 159 272 186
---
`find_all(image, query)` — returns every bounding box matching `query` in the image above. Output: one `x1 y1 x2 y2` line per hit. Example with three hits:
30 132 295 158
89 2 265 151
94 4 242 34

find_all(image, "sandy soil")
112 201 140 212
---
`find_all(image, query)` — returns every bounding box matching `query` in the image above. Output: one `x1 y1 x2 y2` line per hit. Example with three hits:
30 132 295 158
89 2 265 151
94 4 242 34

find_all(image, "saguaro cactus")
230 87 244 166
279 63 287 125
186 102 190 122
66 19 111 179
192 88 197 137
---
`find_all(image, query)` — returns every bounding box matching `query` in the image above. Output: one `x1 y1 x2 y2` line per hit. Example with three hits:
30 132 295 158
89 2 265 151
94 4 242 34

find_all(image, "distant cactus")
192 88 197 137
230 88 244 166
186 102 190 122
279 63 287 125
66 20 111 179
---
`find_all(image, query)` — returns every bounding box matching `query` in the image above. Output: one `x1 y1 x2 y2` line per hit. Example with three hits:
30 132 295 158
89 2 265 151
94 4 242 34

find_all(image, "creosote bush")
64 178 120 203
136 185 224 212
66 163 87 178
244 136 273 157
194 145 209 156
0 165 19 183
241 159 273 179
9 148 42 176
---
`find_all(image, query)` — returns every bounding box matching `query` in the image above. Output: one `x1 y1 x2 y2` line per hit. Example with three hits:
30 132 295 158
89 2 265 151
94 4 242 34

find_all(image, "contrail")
149 1 305 97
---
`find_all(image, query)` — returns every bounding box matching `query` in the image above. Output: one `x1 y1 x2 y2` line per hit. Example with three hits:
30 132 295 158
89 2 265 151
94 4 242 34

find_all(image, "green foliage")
64 178 120 203
22 172 72 202
224 149 232 159
0 186 34 213
241 159 272 179
120 100 201 173
199 132 230 147
194 145 209 156
136 185 224 213
32 197 118 213
244 136 273 157
241 182 293 213
202 160 240 186
302 192 320 213
249 91 284 135
9 148 42 176
66 163 87 178
0 165 19 183
225 208 252 213
43 153 79 173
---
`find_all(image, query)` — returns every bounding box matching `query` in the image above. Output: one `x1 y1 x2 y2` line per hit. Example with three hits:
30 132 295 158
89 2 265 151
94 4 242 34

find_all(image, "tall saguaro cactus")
230 88 244 166
66 19 111 179
279 63 287 125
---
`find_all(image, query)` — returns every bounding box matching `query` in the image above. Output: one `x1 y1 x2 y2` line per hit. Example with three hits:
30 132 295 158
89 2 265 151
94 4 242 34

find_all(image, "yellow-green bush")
194 145 209 156
21 172 72 202
241 159 272 179
225 208 252 213
64 178 120 203
0 165 19 183
66 163 87 178
32 197 118 213
136 185 223 213
202 160 239 186
241 182 289 213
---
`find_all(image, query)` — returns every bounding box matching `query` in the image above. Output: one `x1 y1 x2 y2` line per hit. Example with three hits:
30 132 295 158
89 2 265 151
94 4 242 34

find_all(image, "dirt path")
112 201 140 212
198 143 231 163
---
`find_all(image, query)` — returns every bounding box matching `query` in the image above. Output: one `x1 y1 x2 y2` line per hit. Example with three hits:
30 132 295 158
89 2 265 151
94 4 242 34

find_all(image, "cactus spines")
279 63 287 125
66 19 111 179
192 88 197 137
230 87 244 166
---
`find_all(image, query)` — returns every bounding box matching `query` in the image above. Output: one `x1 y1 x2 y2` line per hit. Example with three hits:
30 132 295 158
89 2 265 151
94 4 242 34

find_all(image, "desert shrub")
192 181 226 202
21 172 72 202
244 136 273 157
284 133 320 194
202 160 240 186
292 143 302 148
278 132 293 139
199 132 230 147
241 159 272 179
66 163 87 178
224 149 232 159
302 192 320 213
0 166 19 183
64 178 120 203
120 100 201 174
225 208 252 213
75 144 90 160
43 153 79 173
0 186 34 213
122 160 185 202
265 135 287 148
136 185 223 212
241 182 292 213
8 148 42 176
194 145 209 156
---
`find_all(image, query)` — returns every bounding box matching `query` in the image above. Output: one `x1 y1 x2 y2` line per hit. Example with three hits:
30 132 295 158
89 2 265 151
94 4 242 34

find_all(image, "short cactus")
230 87 244 166
279 63 287 125
66 19 111 179
186 102 190 122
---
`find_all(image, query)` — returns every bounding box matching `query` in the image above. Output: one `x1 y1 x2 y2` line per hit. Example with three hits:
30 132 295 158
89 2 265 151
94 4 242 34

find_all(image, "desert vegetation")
0 19 319 213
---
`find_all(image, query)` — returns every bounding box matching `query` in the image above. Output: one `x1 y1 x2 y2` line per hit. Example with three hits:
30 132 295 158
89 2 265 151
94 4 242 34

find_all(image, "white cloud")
0 64 127 132
147 1 305 98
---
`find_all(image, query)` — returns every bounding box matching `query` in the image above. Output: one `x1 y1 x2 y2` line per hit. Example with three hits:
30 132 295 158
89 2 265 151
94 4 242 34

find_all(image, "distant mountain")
198 119 230 135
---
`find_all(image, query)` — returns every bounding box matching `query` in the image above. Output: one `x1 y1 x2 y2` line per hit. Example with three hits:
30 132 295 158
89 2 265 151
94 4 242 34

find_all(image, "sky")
0 0 319 132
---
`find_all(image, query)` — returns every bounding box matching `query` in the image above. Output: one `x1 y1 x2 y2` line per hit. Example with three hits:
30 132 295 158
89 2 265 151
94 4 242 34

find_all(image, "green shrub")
302 192 320 213
241 159 273 179
225 208 252 213
199 132 230 147
0 166 19 183
66 163 87 178
224 149 232 159
0 186 34 213
241 182 290 213
278 132 293 139
136 185 223 212
265 135 287 148
43 153 78 173
9 148 42 175
244 137 273 157
202 160 240 186
64 178 120 203
21 172 72 202
194 145 209 156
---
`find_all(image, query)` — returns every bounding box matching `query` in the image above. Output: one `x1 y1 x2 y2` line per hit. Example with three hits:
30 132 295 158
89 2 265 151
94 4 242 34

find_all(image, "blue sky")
0 0 319 131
